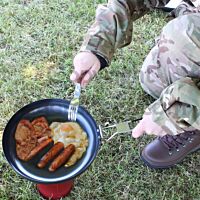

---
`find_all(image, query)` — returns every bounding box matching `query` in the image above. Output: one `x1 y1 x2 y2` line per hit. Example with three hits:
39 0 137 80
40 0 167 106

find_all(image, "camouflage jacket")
80 0 198 65
80 0 200 135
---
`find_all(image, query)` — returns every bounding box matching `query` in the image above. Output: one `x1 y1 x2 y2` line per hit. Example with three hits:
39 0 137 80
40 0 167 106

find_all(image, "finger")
145 127 166 137
132 120 145 138
70 70 79 82
154 128 167 137
70 67 91 83
159 131 167 137
71 59 93 83
81 64 100 87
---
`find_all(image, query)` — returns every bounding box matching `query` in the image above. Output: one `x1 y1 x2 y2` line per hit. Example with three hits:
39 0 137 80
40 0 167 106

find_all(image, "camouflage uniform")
80 0 200 135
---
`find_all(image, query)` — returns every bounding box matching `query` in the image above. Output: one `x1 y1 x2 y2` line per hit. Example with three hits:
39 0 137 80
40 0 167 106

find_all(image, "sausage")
25 138 53 161
37 142 64 168
49 144 75 172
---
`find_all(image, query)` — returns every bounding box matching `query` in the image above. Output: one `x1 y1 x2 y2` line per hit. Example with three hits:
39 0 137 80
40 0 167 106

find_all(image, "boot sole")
140 145 200 169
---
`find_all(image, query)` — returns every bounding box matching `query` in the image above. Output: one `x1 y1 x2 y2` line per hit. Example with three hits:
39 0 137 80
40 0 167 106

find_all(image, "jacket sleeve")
80 0 170 65
171 1 200 17
147 77 200 135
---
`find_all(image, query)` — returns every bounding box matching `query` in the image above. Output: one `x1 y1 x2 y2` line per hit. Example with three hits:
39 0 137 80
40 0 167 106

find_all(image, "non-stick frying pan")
2 99 101 184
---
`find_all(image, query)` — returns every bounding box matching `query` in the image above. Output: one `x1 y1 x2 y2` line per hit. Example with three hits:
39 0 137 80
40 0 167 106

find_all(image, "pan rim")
2 98 101 183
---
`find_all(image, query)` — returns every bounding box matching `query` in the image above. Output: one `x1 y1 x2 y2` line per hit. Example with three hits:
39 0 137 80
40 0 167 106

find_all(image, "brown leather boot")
141 130 200 169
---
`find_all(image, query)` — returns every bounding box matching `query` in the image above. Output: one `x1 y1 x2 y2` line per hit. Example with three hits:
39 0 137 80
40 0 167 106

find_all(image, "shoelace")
159 131 195 150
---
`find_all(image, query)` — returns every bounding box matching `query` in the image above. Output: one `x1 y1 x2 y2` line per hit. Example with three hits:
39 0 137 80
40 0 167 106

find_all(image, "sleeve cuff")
94 53 108 70
147 100 184 135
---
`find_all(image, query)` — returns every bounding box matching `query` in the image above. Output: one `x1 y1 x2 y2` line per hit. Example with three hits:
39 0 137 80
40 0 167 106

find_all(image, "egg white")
50 122 88 167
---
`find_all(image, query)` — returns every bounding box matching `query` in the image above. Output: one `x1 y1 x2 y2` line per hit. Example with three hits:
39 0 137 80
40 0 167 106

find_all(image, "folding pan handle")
97 125 103 139
98 117 142 144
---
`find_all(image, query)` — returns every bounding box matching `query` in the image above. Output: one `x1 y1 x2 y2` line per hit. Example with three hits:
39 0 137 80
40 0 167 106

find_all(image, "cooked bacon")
41 128 52 137
15 120 37 161
15 117 53 161
38 136 49 143
31 117 51 138
31 117 48 126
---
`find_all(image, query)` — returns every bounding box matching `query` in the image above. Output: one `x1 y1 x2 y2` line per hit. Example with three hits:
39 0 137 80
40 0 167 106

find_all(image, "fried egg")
50 122 88 167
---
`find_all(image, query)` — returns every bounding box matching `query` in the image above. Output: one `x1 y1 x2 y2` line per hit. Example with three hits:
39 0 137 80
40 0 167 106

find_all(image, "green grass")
0 0 200 199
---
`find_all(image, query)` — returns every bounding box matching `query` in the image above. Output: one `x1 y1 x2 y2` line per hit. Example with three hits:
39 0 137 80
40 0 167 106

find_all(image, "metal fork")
68 83 81 121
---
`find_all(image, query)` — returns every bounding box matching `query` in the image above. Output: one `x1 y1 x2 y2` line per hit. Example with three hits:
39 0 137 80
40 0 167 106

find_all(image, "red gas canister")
37 180 74 200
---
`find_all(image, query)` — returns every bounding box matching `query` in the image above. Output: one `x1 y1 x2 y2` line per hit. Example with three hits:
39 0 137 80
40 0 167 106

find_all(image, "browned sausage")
37 142 64 168
25 138 53 161
49 144 75 172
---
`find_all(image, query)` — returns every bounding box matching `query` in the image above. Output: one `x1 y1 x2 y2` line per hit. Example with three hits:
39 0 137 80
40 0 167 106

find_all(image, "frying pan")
2 99 102 184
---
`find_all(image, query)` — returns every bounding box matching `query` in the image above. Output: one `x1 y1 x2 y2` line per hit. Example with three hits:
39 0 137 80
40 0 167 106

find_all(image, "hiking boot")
141 130 200 169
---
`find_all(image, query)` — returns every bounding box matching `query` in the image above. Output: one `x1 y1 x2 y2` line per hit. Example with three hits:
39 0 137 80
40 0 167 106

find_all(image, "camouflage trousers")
139 13 200 99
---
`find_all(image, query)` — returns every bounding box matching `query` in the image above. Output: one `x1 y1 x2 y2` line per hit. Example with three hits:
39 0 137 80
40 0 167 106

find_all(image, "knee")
139 67 163 99
160 14 200 51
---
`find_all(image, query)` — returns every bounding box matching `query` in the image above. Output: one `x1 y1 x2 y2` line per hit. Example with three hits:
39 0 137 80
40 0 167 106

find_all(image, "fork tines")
68 83 81 121
68 104 78 121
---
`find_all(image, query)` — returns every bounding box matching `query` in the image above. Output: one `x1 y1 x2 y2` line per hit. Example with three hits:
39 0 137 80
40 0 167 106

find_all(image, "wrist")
79 50 108 70
94 53 108 70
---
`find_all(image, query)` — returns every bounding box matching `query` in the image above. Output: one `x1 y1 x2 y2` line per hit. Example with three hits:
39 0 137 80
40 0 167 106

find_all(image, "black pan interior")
2 99 101 184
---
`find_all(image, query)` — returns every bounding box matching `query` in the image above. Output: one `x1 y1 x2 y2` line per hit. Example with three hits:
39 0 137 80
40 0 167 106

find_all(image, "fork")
68 83 81 121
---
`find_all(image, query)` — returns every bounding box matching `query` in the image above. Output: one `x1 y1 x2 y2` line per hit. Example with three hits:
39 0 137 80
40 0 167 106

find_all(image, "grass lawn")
0 0 200 199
